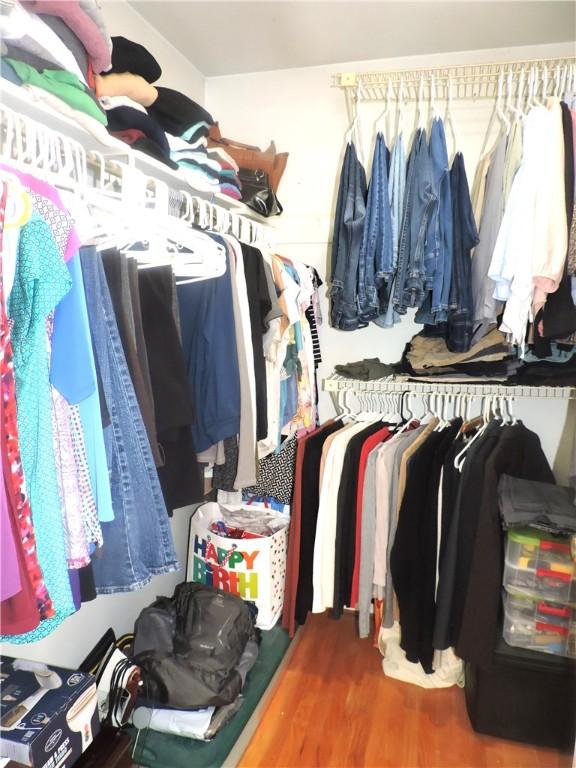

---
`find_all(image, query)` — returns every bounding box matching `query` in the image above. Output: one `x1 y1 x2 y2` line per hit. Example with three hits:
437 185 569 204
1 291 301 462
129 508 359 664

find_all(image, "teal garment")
2 211 75 643
5 59 107 125
180 121 209 142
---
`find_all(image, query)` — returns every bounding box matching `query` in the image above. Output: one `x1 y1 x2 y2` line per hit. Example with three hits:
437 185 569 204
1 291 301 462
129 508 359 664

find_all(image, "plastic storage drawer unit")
503 592 576 658
503 528 576 604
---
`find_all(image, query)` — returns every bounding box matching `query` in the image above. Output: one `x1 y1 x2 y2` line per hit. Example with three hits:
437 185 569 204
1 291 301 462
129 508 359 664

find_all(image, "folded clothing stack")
499 474 576 536
0 13 271 203
166 134 220 193
396 327 521 382
0 0 112 138
208 146 242 200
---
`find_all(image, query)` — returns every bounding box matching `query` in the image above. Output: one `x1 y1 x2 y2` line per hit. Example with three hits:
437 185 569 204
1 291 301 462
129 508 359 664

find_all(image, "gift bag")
186 502 289 630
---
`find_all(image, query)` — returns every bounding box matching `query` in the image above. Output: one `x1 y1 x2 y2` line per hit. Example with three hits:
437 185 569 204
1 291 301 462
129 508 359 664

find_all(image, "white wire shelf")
332 56 576 102
323 374 576 400
0 79 274 228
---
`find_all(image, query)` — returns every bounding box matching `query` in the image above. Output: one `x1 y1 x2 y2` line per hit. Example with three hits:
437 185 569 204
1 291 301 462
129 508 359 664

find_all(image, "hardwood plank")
238 613 572 768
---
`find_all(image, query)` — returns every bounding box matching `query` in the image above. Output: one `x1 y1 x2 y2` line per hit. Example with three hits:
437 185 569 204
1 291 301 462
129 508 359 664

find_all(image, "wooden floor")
238 613 572 768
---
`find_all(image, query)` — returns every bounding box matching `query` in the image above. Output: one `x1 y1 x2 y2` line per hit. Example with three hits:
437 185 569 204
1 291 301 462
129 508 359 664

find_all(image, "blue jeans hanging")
80 247 178 593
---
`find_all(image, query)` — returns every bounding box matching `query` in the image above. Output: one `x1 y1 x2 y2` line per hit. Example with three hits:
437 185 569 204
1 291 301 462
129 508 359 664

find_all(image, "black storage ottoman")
465 637 576 750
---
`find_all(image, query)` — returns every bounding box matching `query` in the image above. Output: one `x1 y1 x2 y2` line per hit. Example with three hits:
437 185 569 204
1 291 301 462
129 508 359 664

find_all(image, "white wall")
101 0 205 104
206 41 576 480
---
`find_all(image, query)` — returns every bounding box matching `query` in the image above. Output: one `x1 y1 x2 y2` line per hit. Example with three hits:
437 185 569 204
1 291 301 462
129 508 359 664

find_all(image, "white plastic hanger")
429 73 438 127
395 78 406 142
479 68 509 161
454 394 493 471
515 66 527 118
505 67 523 124
445 73 459 161
374 79 393 143
345 83 362 149
415 74 426 132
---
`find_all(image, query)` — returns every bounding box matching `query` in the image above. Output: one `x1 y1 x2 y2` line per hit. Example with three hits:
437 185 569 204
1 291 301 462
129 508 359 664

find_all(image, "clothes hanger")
393 391 411 433
454 394 493 471
553 63 563 98
415 74 426 133
526 65 546 111
540 64 550 104
505 67 523 125
395 78 406 142
444 73 459 162
429 73 438 129
478 68 508 161
515 66 527 118
374 79 393 144
345 82 363 159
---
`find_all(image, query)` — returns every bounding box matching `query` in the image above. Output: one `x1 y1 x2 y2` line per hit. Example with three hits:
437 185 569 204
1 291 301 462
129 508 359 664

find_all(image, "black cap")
110 36 161 83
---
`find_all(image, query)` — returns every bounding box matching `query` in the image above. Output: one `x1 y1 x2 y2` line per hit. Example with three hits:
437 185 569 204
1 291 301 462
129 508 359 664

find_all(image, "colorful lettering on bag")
193 535 206 558
192 555 259 600
237 572 258 599
193 535 260 569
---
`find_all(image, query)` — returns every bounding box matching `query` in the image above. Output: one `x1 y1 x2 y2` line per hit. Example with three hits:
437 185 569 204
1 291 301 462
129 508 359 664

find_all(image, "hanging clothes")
138 265 204 513
4 210 75 642
80 247 178 593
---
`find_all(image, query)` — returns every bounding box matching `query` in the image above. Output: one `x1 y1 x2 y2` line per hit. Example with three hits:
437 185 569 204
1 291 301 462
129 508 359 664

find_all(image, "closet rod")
333 56 576 101
323 375 576 400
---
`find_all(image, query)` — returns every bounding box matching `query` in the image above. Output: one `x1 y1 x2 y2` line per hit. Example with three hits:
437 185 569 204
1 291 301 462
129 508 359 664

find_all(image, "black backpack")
132 582 258 710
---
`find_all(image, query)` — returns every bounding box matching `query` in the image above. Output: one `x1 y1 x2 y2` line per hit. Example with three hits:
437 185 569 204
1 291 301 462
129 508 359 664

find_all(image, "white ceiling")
128 1 576 77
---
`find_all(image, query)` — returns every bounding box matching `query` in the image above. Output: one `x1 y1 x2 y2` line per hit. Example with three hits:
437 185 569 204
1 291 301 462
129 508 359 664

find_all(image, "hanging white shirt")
532 98 568 311
312 420 375 613
488 106 555 348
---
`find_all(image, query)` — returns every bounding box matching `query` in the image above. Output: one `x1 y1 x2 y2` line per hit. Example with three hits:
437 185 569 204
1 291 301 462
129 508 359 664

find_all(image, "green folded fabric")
5 59 107 125
335 358 395 381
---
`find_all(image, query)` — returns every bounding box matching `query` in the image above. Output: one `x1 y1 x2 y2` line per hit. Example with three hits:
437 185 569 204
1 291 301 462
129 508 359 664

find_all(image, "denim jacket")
393 129 438 313
416 119 452 324
330 142 367 330
357 133 393 324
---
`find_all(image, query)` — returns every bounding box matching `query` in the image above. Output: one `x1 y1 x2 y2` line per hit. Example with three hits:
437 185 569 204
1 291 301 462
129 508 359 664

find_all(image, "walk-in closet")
0 2 575 767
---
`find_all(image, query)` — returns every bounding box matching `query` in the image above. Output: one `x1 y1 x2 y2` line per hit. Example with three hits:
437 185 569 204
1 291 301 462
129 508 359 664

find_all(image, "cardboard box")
0 658 100 768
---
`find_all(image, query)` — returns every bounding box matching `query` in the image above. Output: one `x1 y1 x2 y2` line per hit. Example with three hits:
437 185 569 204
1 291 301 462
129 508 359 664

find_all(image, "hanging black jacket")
455 422 554 668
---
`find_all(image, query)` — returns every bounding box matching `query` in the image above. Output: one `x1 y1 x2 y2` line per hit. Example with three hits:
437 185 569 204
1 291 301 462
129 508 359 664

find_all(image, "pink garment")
0 164 81 262
22 0 111 73
0 472 22 601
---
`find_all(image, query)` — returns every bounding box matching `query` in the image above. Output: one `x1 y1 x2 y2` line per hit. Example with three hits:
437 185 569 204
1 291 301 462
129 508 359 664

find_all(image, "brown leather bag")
208 123 288 193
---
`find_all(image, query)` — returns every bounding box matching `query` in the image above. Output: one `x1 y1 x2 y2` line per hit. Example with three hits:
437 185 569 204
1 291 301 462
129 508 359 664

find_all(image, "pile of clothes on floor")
99 583 260 742
0 0 287 203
